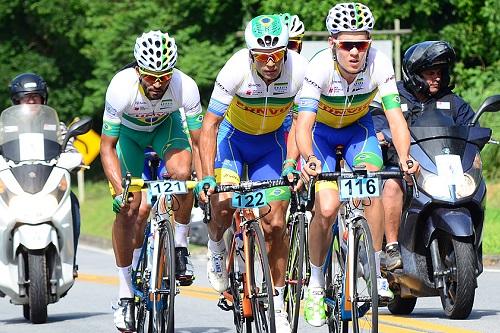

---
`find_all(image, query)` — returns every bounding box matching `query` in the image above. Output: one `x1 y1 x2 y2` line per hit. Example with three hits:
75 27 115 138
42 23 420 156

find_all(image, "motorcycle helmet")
134 30 177 72
9 73 48 105
402 41 456 95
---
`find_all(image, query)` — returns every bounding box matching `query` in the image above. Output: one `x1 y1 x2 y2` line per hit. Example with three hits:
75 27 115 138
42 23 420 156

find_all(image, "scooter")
379 95 500 319
0 104 92 324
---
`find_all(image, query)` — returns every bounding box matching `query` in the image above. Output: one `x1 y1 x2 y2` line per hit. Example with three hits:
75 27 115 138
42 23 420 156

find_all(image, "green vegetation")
484 183 500 255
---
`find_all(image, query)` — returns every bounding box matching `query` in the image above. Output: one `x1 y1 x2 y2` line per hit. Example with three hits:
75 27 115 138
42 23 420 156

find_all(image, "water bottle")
235 232 245 273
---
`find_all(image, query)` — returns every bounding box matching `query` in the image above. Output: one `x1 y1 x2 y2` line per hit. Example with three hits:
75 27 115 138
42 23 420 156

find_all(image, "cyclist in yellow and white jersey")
101 30 203 332
295 3 419 327
196 14 307 333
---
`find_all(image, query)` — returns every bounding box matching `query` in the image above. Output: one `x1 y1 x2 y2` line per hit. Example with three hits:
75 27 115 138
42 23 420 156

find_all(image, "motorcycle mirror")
470 95 500 126
61 117 93 152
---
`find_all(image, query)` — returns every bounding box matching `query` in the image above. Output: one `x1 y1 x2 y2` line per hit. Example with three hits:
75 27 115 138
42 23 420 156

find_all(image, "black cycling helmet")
402 41 456 95
9 73 48 105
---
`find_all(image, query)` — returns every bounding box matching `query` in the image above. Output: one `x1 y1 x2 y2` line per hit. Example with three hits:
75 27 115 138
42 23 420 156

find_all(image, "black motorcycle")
378 95 500 319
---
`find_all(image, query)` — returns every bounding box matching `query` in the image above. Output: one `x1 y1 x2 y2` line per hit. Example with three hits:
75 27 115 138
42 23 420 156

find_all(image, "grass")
484 183 500 254
78 180 500 254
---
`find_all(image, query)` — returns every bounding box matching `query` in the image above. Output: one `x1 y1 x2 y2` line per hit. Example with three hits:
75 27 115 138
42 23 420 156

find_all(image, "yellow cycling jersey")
299 48 401 129
208 48 307 135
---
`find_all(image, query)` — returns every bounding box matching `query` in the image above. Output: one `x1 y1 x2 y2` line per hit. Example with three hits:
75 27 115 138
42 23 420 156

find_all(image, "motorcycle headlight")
418 153 482 200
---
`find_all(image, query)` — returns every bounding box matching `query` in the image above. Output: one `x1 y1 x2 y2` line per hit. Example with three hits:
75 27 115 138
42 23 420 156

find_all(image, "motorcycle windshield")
410 126 491 172
0 105 61 162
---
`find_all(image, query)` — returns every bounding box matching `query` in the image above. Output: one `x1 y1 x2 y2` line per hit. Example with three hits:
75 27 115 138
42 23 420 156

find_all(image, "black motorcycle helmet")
9 73 48 105
402 41 456 96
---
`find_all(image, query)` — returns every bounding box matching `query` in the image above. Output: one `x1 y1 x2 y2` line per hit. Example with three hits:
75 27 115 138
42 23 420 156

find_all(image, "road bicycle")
316 166 406 333
204 178 288 333
121 172 196 333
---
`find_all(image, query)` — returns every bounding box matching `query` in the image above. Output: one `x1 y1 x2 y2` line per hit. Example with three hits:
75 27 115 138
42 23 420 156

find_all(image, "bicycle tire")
135 246 148 333
285 212 306 333
351 217 378 333
326 221 347 333
227 231 247 332
248 221 275 333
152 220 176 333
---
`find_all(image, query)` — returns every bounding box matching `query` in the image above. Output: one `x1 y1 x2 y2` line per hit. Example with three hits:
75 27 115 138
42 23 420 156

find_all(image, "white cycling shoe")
377 277 394 302
275 308 292 333
206 249 229 293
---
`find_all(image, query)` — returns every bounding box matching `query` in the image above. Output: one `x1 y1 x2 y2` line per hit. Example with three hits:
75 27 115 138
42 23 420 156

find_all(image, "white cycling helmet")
280 13 305 39
134 30 177 72
245 15 288 50
326 3 375 35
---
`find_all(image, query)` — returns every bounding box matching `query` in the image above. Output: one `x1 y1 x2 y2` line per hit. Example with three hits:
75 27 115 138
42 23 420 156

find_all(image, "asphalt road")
1 246 499 333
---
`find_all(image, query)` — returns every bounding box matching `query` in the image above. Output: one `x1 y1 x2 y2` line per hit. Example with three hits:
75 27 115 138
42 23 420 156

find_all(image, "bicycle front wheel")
285 212 306 333
350 217 378 333
248 222 275 333
152 221 176 333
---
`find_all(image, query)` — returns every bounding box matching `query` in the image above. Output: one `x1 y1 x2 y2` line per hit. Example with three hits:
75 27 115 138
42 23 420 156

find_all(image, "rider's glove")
194 176 217 198
281 159 300 180
112 194 124 214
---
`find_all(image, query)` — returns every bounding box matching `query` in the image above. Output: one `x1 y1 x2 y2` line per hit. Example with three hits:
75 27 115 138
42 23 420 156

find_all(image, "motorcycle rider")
373 41 476 270
8 73 82 277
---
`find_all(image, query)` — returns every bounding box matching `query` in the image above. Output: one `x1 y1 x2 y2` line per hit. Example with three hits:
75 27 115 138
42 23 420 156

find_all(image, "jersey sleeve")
102 72 130 137
179 72 204 131
371 50 401 111
298 55 327 114
207 50 246 117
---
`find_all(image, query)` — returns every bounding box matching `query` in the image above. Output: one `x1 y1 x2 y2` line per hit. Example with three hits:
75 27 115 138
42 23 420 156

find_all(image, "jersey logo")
160 99 173 110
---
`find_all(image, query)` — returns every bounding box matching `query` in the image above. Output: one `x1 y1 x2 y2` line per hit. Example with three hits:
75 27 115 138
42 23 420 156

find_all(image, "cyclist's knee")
167 167 191 180
383 179 404 200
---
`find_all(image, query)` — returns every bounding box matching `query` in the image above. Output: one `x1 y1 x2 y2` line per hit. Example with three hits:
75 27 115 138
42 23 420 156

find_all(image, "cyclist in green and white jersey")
101 30 203 332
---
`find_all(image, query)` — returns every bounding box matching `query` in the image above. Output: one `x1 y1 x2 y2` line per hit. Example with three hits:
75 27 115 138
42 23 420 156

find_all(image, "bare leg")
382 179 404 244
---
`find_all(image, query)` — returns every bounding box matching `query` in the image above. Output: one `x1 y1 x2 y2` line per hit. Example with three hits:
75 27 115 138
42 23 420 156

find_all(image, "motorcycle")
0 104 92 323
377 95 500 319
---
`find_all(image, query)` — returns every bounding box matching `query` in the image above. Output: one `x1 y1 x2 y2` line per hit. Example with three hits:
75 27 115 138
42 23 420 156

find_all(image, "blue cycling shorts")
214 120 286 184
312 114 383 191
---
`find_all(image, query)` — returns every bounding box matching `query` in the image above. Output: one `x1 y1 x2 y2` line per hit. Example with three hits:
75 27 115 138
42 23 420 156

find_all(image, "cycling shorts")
312 113 383 191
214 120 290 201
116 111 190 177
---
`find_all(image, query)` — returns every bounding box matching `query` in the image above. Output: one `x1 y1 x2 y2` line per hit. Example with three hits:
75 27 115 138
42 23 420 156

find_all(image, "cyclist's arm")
199 111 224 178
189 128 202 178
100 134 122 195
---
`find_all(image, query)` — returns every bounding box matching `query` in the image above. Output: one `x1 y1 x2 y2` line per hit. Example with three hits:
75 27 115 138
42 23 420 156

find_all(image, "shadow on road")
0 311 108 325
384 307 500 319
173 327 233 333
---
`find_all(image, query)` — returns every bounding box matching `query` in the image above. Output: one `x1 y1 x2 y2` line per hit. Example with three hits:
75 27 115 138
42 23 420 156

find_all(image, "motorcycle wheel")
438 237 476 319
23 304 30 320
28 251 48 324
387 295 417 315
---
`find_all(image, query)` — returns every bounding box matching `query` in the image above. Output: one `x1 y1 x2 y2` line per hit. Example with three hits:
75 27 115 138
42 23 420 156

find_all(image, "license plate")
231 189 268 208
339 176 380 201
148 180 188 196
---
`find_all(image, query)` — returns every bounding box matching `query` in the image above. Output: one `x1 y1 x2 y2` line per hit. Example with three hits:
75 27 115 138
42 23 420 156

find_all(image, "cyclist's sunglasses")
251 47 287 63
138 68 173 84
335 40 371 52
287 39 303 53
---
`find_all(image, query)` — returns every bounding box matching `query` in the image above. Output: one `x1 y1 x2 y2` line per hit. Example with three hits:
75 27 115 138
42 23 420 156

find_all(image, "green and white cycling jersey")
299 47 400 128
102 67 203 137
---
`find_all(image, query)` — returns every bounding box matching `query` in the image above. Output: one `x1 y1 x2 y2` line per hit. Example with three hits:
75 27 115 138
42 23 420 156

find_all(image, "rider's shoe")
206 249 228 293
175 247 195 286
275 308 292 333
304 287 327 327
377 277 394 302
385 243 403 271
113 297 135 332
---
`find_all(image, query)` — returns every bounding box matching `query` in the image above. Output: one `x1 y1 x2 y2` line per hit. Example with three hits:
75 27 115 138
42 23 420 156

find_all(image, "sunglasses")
251 48 287 63
138 68 173 85
335 40 371 52
287 39 303 53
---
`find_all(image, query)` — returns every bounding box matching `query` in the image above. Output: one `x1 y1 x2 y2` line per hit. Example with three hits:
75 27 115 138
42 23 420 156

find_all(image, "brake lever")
306 163 316 210
405 160 419 198
121 172 132 206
